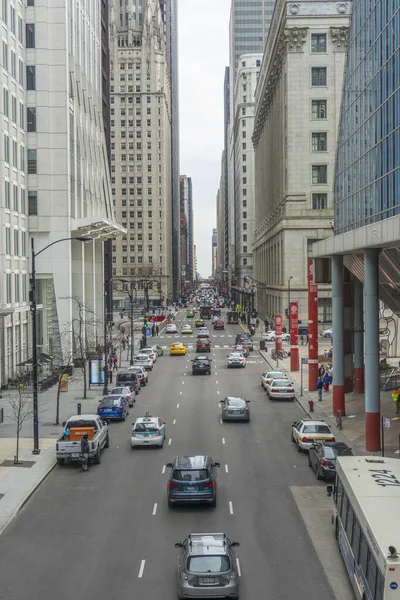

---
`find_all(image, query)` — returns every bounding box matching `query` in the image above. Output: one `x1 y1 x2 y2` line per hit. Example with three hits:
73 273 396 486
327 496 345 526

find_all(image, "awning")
17 353 54 367
71 217 126 240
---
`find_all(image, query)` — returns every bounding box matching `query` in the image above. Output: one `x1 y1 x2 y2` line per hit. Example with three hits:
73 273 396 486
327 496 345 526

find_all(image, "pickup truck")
56 414 110 466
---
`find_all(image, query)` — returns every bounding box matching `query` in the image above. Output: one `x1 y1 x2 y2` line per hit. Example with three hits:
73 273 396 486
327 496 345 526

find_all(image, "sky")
178 0 231 279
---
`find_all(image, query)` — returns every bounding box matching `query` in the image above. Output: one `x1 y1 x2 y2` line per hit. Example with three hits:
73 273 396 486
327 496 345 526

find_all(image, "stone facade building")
252 0 350 324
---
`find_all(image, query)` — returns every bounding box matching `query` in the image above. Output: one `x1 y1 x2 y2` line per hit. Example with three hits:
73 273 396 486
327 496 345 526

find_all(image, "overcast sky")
178 0 231 279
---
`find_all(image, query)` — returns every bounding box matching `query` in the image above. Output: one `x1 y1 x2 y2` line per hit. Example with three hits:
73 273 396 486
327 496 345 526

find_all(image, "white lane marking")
225 464 229 473
236 558 241 577
182 381 185 384
138 560 146 578
152 503 157 515
168 438 172 445
215 372 218 376
217 390 220 395
177 403 180 408
180 391 183 395
222 437 226 445
162 465 166 474
229 501 234 515
216 381 218 384
173 419 176 424
220 418 223 424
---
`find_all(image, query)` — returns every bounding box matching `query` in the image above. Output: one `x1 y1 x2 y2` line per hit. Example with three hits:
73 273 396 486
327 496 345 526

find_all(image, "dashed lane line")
236 558 241 577
138 560 146 578
229 501 234 515
176 403 180 408
225 464 229 473
173 419 176 424
168 438 172 445
222 437 225 445
152 503 158 516
162 465 166 474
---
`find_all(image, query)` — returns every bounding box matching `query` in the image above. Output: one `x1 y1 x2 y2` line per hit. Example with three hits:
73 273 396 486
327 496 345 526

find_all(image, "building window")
26 66 36 90
256 59 261 66
4 134 9 163
312 165 327 184
14 229 19 255
27 0 34 5
242 154 246 162
243 258 247 265
13 185 18 210
26 24 35 48
312 132 327 151
3 87 9 117
243 199 247 207
28 191 38 215
312 193 328 209
27 149 37 173
311 67 327 86
21 189 26 213
5 227 11 254
243 212 247 219
243 223 247 230
311 100 327 119
243 246 247 253
6 273 12 303
21 231 26 255
311 34 326 53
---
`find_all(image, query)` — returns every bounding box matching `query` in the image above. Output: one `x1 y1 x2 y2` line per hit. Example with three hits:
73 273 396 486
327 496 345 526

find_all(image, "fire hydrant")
308 399 314 412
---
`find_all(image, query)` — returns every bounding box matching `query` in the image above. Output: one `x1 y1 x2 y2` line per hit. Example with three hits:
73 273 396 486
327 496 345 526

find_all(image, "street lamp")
288 276 293 334
30 235 92 455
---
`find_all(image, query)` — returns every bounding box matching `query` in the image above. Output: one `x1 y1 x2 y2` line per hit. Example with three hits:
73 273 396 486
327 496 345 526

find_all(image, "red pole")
290 302 299 371
308 259 318 391
275 314 282 351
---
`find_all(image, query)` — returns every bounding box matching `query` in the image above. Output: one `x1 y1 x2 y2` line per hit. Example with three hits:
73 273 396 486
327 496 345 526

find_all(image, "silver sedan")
266 379 295 400
220 396 250 421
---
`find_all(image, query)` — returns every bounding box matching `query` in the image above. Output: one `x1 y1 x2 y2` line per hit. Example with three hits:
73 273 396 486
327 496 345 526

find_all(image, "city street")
0 312 352 600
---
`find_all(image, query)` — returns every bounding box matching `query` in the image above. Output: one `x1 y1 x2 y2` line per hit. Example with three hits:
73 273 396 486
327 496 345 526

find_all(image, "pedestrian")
328 365 333 384
256 317 260 328
319 365 326 377
113 355 118 372
316 376 324 401
121 337 126 351
283 326 287 334
80 433 90 471
392 388 400 414
323 371 331 391
152 324 156 337
264 319 269 331
300 335 304 346
305 334 309 345
156 324 159 336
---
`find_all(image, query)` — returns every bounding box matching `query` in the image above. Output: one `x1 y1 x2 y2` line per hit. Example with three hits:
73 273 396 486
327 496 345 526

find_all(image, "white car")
266 379 295 400
128 365 148 385
261 370 287 389
141 347 157 362
131 415 166 448
320 328 333 338
227 352 246 368
109 386 135 407
166 323 178 334
181 324 193 334
134 354 154 371
291 419 335 452
263 330 290 342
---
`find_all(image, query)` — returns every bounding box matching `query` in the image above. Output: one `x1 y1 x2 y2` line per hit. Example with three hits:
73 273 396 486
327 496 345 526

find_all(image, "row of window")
111 119 162 129
4 182 26 212
3 134 37 172
119 233 163 243
4 272 27 304
2 41 24 86
119 245 163 253
4 226 27 256
1 0 24 41
114 255 162 265
3 87 25 127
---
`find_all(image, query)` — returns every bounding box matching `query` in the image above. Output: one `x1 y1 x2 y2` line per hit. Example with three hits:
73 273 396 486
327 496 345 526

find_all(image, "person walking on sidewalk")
323 371 331 391
156 324 159 336
392 388 400 414
316 376 324 401
305 334 309 345
80 434 90 471
113 355 118 372
300 335 304 346
264 319 269 331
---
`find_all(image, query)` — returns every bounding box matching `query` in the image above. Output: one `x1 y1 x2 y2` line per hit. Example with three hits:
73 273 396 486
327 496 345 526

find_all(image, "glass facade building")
334 0 400 235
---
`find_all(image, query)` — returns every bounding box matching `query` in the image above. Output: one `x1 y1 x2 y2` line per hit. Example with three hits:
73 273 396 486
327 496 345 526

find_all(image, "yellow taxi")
195 318 205 328
170 342 187 356
181 324 193 334
291 419 335 452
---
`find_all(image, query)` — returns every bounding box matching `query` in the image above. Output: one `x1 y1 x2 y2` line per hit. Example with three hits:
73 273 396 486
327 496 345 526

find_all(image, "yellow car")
195 319 205 328
181 324 193 334
170 342 187 356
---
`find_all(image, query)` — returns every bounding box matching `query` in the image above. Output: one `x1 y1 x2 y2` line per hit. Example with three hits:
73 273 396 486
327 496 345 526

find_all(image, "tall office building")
313 0 400 450
179 175 193 288
0 0 29 386
187 176 194 284
26 0 122 362
110 0 173 307
159 0 180 299
211 228 217 278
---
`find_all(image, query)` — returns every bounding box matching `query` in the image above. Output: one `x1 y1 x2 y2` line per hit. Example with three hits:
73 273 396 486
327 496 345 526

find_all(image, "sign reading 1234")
369 469 400 487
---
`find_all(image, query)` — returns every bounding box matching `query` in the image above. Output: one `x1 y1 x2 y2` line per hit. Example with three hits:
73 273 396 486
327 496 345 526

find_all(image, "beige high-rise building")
110 0 172 309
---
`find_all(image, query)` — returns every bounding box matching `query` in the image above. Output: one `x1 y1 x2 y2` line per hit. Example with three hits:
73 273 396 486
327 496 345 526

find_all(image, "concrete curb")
0 458 57 537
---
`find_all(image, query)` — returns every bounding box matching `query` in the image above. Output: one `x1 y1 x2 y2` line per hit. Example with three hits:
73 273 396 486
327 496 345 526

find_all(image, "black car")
192 356 212 375
166 455 220 507
241 338 254 352
308 441 353 480
235 332 247 345
115 371 141 393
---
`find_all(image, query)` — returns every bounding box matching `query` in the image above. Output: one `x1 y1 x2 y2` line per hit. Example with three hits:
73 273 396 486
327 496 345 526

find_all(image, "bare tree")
119 266 168 313
7 382 34 464
54 338 75 425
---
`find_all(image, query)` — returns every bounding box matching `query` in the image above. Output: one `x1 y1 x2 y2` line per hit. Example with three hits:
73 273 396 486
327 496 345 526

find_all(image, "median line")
229 501 234 515
236 558 241 576
225 464 229 473
152 503 157 515
138 559 146 578
222 437 225 445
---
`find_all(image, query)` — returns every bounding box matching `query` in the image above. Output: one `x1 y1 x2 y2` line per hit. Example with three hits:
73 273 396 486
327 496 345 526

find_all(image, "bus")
327 456 400 600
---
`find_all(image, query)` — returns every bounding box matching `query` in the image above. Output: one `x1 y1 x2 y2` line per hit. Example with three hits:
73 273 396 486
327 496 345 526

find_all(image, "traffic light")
285 308 289 318
251 309 257 318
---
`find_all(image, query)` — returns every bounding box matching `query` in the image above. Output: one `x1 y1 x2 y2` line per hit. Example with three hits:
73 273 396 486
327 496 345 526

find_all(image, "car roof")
68 414 99 421
271 379 292 383
187 534 228 556
225 396 246 401
134 416 159 424
173 455 209 469
298 419 329 426
195 356 209 360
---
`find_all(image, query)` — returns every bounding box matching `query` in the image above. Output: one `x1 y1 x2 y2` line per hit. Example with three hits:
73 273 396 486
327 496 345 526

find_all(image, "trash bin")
259 339 265 351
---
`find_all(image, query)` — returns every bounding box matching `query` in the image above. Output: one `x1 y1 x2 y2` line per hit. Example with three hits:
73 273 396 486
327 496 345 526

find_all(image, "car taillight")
271 389 276 393
290 389 295 393
156 429 160 435
321 459 329 467
302 437 308 442
201 480 214 488
116 407 123 411
168 482 180 489
132 431 137 437
331 437 335 442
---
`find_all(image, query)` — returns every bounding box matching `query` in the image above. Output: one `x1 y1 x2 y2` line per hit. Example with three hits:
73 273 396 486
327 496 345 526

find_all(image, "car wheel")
57 457 65 466
291 432 296 443
104 434 110 449
315 466 322 480
297 442 302 452
168 499 174 509
210 496 217 508
308 455 312 467
160 438 164 448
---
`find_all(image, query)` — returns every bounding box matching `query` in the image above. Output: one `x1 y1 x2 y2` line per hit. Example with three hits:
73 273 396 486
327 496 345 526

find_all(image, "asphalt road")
0 311 341 600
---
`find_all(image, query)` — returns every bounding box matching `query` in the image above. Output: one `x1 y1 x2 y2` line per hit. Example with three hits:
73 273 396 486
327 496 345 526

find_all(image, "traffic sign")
383 418 391 429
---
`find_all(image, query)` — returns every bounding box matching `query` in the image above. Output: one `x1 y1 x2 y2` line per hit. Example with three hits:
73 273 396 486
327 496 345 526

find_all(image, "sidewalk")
243 323 400 457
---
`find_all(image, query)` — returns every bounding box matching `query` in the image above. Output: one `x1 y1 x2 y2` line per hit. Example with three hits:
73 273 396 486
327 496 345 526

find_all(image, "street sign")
383 418 391 429
301 358 308 364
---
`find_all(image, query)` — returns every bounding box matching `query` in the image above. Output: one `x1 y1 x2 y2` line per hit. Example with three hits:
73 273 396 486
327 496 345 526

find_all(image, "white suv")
141 347 157 362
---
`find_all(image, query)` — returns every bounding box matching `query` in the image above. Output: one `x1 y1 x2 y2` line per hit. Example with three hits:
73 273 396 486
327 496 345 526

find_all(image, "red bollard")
308 400 314 412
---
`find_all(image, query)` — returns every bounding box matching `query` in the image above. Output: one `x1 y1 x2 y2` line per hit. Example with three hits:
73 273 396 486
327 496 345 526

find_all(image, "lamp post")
288 276 293 334
30 235 92 454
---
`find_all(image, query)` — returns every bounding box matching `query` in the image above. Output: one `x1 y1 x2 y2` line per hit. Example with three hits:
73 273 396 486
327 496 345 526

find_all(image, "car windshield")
272 380 291 387
230 353 242 358
100 397 121 407
116 374 134 383
226 398 245 407
267 372 285 379
111 388 126 394
135 422 158 431
172 469 208 481
66 419 97 429
187 555 231 574
323 447 337 459
196 357 209 362
303 424 331 434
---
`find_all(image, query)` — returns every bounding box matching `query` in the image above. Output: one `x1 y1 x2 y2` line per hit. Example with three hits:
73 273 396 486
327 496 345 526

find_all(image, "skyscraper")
110 0 173 307
179 175 193 288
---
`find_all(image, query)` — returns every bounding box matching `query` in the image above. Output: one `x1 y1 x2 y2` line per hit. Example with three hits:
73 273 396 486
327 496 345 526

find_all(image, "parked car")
131 415 166 448
174 533 240 599
320 328 333 338
141 347 157 362
220 396 250 421
109 386 135 407
134 354 154 371
261 370 287 389
266 379 295 401
263 330 290 341
166 455 220 507
192 356 212 375
291 419 335 452
57 414 109 466
128 365 148 386
115 371 141 394
308 441 353 480
97 395 129 421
